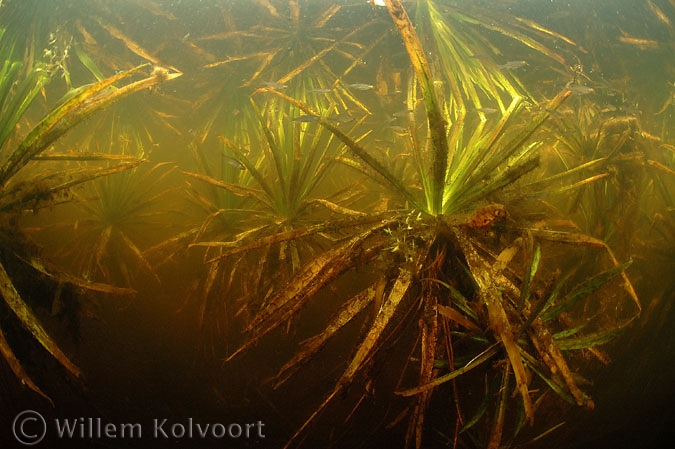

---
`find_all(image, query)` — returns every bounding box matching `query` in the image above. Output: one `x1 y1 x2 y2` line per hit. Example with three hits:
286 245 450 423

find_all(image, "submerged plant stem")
384 0 448 215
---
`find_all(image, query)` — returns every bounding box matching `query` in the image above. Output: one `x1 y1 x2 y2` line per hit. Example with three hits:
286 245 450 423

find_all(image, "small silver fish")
309 88 332 94
566 84 595 95
292 115 320 122
222 155 245 170
476 107 498 114
347 83 374 91
329 112 355 124
387 125 409 135
392 109 414 118
496 60 528 70
261 81 288 90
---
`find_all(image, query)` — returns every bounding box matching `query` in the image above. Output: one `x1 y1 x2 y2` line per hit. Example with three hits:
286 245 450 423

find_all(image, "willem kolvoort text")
54 417 265 439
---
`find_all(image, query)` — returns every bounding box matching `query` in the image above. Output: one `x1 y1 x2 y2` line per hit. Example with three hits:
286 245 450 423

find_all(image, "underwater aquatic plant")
544 100 674 261
28 152 183 288
0 23 180 400
219 1 641 448
411 0 580 115
198 0 385 117
183 97 366 333
25 63 188 289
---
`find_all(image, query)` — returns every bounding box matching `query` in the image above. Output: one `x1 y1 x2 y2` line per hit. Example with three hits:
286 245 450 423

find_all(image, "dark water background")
1 0 674 448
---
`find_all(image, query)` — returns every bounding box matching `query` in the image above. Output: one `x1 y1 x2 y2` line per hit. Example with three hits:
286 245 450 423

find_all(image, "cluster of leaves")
1 1 671 448
0 15 181 400
178 1 649 448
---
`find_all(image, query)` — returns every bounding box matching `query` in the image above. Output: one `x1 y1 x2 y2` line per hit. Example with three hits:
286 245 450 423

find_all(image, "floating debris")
618 30 659 49
647 0 671 26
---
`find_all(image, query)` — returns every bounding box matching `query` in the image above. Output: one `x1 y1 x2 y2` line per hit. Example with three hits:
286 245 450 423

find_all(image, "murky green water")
1 1 673 448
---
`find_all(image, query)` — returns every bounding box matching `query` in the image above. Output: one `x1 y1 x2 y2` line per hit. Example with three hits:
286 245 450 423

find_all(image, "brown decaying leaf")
454 229 535 423
272 285 376 388
227 220 394 362
284 264 417 449
0 263 81 385
0 326 53 404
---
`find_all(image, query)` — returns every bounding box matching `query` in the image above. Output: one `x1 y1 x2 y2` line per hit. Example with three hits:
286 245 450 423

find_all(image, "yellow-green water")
0 1 673 448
